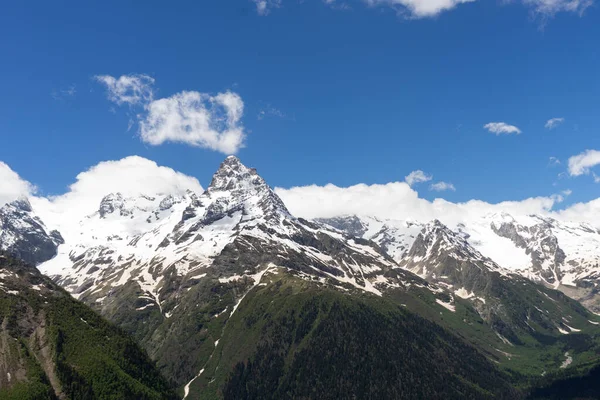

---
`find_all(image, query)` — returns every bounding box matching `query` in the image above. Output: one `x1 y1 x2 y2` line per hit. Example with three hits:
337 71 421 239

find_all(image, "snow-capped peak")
203 156 291 222
407 219 489 265
7 197 34 213
207 155 255 192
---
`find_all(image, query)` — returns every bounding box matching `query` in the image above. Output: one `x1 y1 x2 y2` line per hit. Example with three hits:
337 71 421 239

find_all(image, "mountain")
482 213 600 312
319 214 600 313
37 157 449 395
0 252 176 399
0 198 63 265
26 157 600 398
318 215 600 376
401 220 598 346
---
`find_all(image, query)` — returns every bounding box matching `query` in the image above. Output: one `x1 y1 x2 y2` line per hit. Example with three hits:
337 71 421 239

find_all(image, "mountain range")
2 156 600 398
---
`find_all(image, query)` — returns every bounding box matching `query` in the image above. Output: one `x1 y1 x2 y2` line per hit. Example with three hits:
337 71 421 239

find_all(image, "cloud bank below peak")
275 180 600 229
0 162 36 206
2 154 600 237
274 181 566 226
95 74 246 154
29 156 203 232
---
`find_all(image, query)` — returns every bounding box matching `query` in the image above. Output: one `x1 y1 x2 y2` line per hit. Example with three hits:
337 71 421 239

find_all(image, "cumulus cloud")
555 197 600 226
0 162 36 207
275 181 600 228
30 156 203 234
140 91 245 154
405 170 432 186
365 0 475 17
430 181 456 192
568 149 600 177
545 117 565 129
96 74 246 154
484 122 522 135
95 74 155 106
275 181 564 227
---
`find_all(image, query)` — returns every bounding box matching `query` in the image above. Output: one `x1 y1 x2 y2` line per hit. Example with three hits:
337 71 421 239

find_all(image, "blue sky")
1 0 599 209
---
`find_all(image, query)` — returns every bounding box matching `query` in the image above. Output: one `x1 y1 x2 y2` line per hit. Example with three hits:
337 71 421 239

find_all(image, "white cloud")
251 0 590 18
405 170 432 186
275 181 562 227
252 0 282 15
365 0 475 17
568 149 600 177
545 117 565 129
549 156 561 166
523 0 592 17
95 74 155 106
275 181 600 228
140 91 245 154
31 156 203 232
0 162 36 207
430 181 456 192
551 189 572 203
96 74 246 154
484 122 522 135
555 197 600 226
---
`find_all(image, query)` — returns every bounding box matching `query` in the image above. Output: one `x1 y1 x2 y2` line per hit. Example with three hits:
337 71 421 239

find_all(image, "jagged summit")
7 197 33 212
203 155 291 221
406 219 492 267
208 155 255 191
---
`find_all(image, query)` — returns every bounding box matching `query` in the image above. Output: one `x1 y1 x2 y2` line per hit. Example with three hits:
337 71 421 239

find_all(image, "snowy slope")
316 215 424 261
0 198 63 265
319 213 600 311
7 156 599 395
36 156 415 311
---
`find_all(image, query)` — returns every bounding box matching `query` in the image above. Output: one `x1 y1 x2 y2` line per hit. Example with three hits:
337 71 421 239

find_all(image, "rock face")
0 252 176 399
0 198 63 265
319 213 600 312
399 220 593 346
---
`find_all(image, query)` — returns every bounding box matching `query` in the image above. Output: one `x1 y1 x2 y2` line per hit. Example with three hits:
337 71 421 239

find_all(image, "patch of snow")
455 288 474 299
436 298 456 312
560 352 573 369
495 332 513 346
